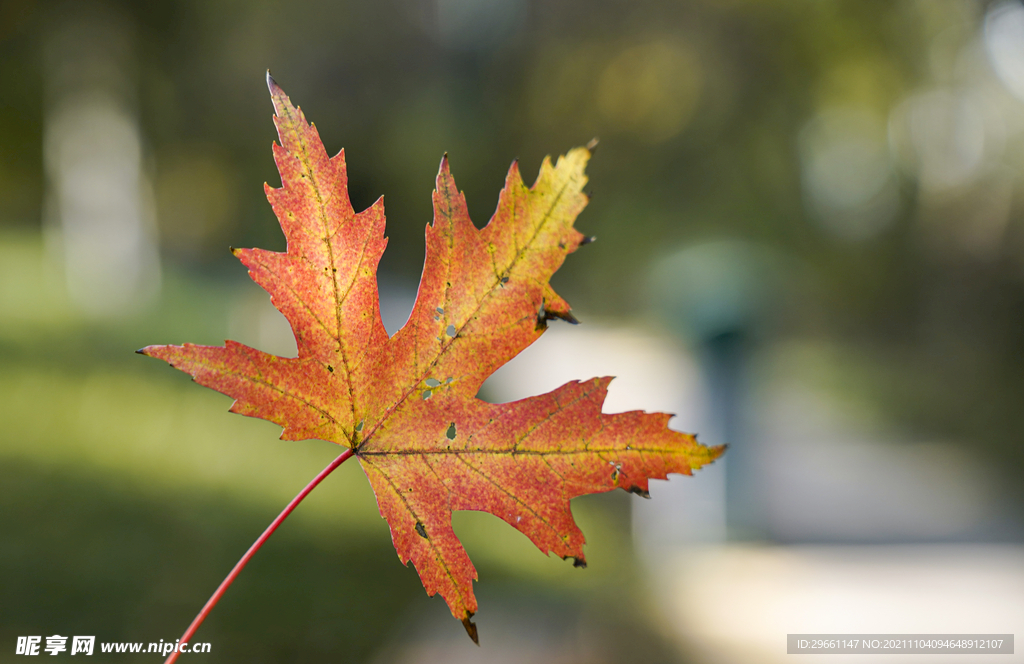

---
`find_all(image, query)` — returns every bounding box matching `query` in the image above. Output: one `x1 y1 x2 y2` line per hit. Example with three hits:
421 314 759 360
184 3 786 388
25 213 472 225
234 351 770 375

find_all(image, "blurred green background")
3 0 1024 661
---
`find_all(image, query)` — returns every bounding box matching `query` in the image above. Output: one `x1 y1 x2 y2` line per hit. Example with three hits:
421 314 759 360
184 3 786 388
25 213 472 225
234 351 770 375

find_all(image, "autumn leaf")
141 74 724 642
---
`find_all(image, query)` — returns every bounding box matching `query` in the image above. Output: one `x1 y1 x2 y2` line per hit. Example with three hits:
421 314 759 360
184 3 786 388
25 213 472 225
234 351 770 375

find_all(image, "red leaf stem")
164 448 356 664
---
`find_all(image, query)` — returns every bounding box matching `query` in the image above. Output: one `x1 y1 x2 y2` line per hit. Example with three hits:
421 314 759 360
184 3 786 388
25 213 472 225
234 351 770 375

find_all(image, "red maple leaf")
141 74 723 644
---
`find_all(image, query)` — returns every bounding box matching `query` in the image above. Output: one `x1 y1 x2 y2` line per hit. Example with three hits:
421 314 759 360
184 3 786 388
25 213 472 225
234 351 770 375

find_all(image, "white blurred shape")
44 96 160 315
482 321 693 413
759 385 997 541
889 89 997 191
985 1 1024 103
658 544 1024 664
481 322 727 550
800 107 899 241
42 8 160 317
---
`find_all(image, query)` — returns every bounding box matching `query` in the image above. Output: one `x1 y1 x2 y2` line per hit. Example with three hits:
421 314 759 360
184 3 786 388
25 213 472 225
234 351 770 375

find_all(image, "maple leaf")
141 74 724 642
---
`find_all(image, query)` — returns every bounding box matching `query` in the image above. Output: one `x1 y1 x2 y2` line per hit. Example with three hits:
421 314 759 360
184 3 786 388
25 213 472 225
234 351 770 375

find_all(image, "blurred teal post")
650 240 778 541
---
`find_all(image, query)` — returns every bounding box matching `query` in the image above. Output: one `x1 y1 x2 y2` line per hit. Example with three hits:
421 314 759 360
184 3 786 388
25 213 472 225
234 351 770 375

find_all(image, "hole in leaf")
425 378 441 388
446 325 457 338
436 307 444 314
415 522 428 539
327 365 334 372
354 420 364 432
446 423 457 439
422 390 432 400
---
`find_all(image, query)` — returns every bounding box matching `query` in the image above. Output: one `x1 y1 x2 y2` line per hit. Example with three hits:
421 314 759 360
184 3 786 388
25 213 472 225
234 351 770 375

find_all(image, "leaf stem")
164 448 356 664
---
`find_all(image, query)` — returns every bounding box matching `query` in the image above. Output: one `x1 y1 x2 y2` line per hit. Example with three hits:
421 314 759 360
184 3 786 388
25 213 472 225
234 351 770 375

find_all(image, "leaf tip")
627 485 652 499
461 614 479 645
536 302 581 329
265 70 294 119
564 555 587 569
